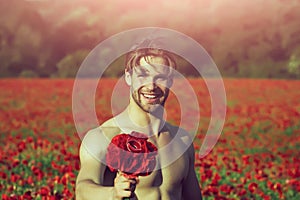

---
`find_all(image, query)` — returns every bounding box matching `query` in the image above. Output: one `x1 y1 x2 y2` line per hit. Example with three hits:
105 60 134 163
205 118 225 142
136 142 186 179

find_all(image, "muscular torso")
97 119 192 200
135 152 189 200
102 154 188 199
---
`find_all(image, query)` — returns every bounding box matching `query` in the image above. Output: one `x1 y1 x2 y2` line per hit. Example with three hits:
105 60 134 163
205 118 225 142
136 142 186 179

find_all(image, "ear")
124 71 132 86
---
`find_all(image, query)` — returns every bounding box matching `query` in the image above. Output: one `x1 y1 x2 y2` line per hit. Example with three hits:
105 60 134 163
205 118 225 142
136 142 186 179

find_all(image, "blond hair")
125 39 176 72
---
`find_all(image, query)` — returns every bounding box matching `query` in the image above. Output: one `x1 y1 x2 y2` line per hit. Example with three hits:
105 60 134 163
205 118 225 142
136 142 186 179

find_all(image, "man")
76 39 202 200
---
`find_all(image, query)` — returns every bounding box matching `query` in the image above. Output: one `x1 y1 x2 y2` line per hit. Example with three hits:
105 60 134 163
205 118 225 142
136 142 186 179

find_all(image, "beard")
131 86 169 113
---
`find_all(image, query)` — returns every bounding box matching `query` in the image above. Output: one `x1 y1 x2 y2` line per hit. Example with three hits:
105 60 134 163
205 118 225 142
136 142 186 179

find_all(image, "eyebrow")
134 62 173 76
135 66 149 74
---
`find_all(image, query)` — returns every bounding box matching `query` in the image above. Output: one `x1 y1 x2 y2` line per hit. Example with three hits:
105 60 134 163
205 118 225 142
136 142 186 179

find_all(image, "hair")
125 38 177 73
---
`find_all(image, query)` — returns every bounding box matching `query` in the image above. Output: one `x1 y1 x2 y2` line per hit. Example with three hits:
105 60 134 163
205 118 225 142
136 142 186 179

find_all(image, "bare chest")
134 153 188 200
137 151 189 189
137 131 190 187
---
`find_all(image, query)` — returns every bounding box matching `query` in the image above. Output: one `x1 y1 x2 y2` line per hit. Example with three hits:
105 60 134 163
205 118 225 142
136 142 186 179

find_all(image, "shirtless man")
76 41 202 200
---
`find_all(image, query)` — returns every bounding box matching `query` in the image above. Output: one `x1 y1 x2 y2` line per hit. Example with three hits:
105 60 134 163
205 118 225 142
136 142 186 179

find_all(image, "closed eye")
137 71 150 77
155 75 168 81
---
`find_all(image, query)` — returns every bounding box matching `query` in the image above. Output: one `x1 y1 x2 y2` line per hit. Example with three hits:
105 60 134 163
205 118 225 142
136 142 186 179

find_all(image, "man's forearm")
76 180 116 200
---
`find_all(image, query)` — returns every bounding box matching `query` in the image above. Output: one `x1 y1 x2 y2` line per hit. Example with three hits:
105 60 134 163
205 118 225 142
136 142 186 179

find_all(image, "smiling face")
125 56 174 113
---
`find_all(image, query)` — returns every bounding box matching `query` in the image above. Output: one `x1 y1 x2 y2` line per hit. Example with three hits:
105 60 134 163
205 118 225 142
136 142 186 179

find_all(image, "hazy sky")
39 0 300 37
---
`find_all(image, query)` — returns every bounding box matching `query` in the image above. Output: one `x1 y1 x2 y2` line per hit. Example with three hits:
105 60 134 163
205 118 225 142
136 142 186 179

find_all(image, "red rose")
106 131 157 178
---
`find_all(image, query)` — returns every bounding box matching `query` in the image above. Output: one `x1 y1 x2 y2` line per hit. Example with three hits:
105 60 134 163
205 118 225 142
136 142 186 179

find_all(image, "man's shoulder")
80 118 121 160
80 127 107 161
83 118 121 142
164 122 195 157
100 117 117 127
164 122 192 143
99 118 122 139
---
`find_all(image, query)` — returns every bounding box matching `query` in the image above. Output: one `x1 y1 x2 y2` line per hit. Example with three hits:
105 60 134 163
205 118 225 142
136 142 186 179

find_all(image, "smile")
141 93 161 99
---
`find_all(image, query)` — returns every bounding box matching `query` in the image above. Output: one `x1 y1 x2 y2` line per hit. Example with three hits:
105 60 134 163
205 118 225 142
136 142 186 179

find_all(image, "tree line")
0 0 299 79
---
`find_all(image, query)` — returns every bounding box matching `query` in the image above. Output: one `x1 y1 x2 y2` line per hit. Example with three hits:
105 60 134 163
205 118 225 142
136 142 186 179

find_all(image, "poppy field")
0 78 299 199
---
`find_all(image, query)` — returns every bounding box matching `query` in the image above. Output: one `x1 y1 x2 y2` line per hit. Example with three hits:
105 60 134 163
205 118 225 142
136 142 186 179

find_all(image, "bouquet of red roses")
106 131 157 199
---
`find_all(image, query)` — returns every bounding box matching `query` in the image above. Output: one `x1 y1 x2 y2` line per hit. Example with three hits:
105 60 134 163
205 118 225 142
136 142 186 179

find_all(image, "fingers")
113 172 137 198
115 180 131 190
114 188 132 198
115 172 137 185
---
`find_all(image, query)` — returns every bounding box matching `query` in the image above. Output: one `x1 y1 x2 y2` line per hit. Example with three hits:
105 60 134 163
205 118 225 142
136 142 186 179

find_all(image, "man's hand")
113 172 138 199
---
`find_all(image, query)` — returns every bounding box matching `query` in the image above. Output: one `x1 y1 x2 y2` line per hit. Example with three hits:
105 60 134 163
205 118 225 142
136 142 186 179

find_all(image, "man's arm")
76 128 135 200
182 144 203 200
76 142 114 200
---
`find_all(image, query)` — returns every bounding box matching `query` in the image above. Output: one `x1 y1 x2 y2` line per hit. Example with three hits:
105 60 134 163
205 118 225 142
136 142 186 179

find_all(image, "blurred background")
0 0 299 79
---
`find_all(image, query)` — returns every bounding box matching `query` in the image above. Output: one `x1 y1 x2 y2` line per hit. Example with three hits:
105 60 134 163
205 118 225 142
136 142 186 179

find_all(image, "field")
0 78 300 199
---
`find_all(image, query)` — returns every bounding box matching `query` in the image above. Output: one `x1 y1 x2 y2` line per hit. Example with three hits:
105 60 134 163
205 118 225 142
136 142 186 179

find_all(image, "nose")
145 82 157 90
142 75 157 88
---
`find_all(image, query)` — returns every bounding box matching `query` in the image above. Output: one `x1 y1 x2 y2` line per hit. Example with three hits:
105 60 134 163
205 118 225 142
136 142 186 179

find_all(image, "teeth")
143 94 157 99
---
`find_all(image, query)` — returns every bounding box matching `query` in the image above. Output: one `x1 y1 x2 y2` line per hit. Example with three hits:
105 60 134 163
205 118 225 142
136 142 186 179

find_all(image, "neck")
117 99 166 136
